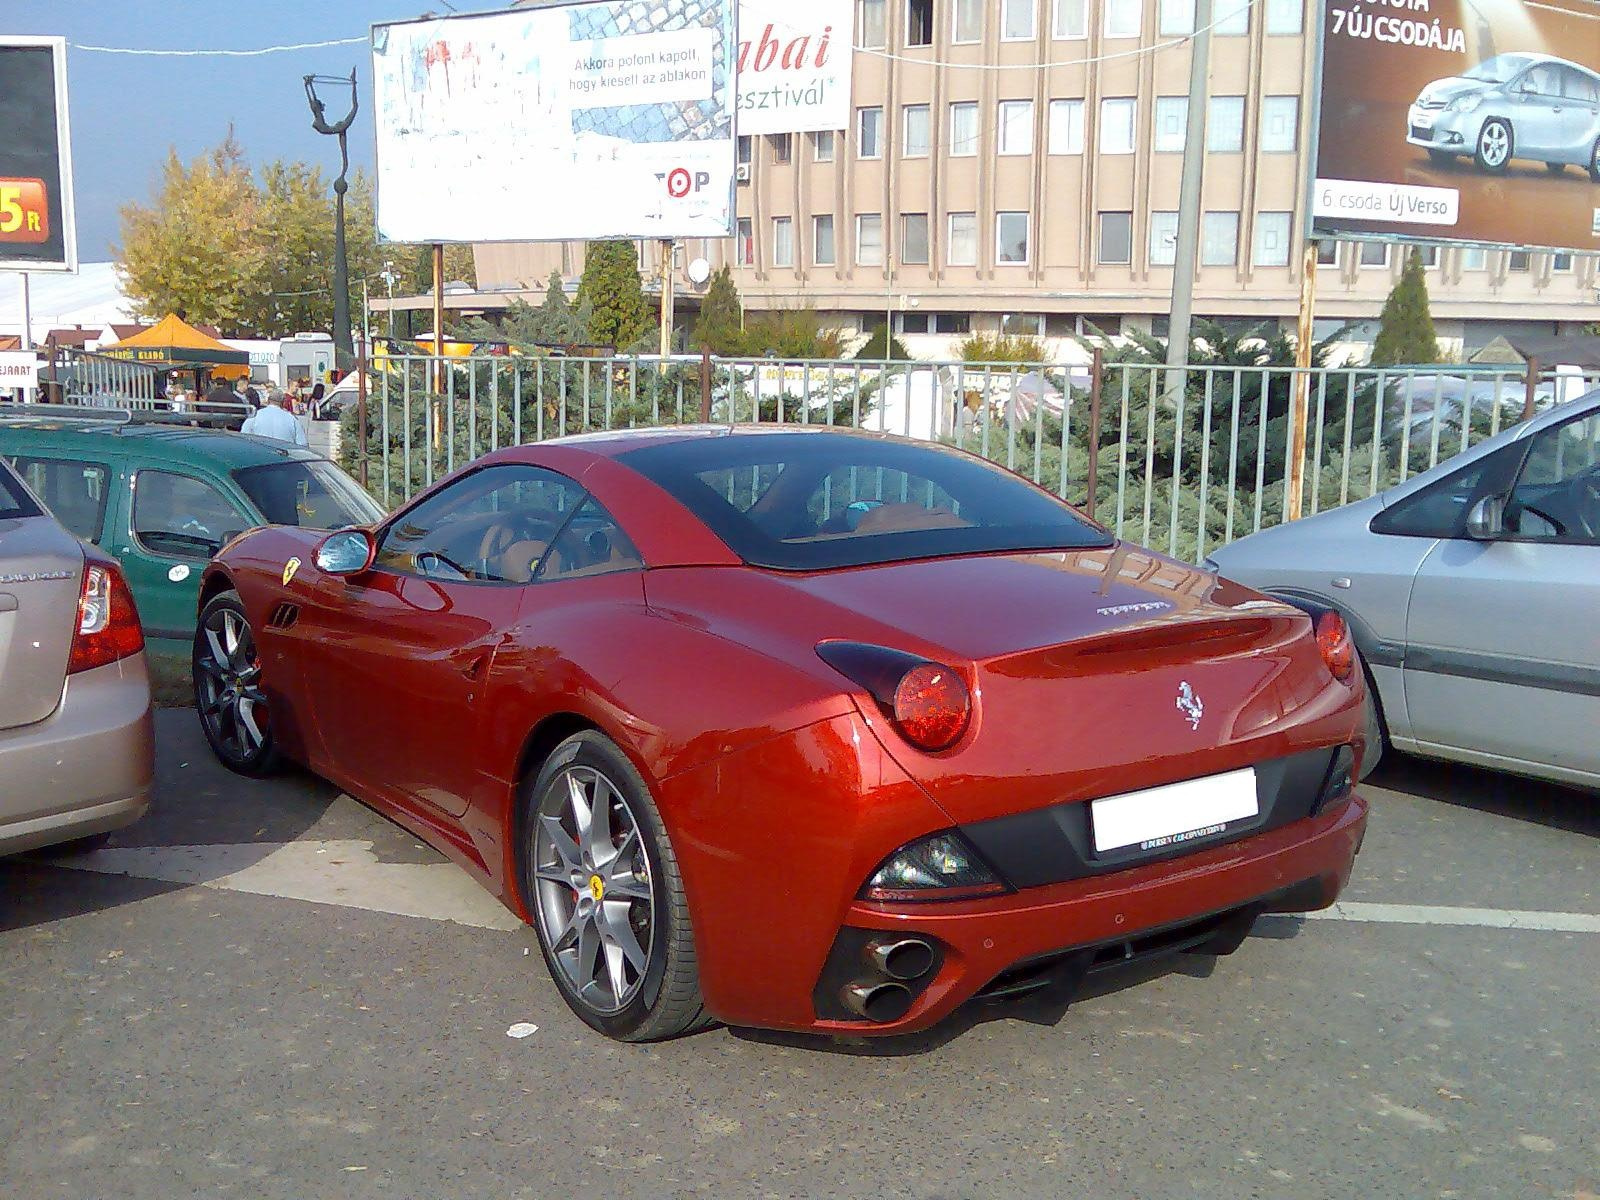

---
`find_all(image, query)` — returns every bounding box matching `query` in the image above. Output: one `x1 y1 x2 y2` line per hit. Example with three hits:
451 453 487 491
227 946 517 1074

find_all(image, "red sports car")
193 427 1368 1041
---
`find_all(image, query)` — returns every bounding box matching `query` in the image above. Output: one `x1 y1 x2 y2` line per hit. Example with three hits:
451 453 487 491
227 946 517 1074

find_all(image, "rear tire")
193 590 280 777
1588 137 1600 182
520 731 711 1042
1545 161 1565 175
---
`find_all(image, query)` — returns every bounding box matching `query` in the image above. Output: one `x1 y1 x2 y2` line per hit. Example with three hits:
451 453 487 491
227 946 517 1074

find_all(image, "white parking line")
46 840 1600 936
1304 902 1600 934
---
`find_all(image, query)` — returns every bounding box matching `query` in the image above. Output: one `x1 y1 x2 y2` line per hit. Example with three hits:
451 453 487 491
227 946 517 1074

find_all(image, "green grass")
145 645 194 709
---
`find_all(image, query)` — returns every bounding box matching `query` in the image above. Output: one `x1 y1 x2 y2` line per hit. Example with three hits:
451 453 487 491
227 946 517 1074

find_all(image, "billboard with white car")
1311 0 1600 253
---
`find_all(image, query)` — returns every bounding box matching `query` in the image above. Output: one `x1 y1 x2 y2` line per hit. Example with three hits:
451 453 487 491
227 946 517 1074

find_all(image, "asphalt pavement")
1 709 1595 1200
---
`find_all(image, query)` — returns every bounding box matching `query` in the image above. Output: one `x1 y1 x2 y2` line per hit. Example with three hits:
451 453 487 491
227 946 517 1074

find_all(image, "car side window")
1522 64 1561 96
538 496 644 583
1559 67 1598 102
132 469 251 560
9 456 111 543
1369 450 1514 539
1504 413 1600 546
374 463 586 584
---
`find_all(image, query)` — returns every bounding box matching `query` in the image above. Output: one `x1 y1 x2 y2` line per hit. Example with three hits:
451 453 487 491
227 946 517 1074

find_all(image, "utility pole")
1164 0 1213 399
658 239 676 355
19 273 33 351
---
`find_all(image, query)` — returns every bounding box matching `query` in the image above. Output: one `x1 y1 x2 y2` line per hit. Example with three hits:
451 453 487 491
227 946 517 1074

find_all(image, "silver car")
1407 52 1600 179
0 458 154 854
1208 392 1600 791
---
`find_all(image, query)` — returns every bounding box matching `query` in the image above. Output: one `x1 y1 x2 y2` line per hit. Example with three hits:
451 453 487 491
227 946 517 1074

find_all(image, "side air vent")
267 602 300 631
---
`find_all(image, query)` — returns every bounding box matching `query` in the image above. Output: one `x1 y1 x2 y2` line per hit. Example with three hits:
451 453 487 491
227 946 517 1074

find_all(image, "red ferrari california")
193 427 1368 1041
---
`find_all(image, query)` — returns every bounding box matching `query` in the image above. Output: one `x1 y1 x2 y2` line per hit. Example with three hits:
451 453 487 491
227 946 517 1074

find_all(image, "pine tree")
852 324 912 360
693 265 744 353
578 240 652 351
1370 249 1440 366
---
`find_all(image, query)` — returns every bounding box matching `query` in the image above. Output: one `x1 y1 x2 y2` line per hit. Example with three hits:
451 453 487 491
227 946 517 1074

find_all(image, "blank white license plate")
1091 768 1259 853
1411 110 1434 130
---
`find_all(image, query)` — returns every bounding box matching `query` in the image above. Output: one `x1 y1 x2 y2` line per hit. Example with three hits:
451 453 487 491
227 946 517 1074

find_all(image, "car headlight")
1448 92 1483 113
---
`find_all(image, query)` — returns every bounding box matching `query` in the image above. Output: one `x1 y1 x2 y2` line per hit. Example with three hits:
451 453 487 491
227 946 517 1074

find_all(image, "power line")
72 36 365 58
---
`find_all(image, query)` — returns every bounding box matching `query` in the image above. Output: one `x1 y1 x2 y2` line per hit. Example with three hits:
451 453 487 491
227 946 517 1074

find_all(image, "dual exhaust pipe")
839 937 936 1023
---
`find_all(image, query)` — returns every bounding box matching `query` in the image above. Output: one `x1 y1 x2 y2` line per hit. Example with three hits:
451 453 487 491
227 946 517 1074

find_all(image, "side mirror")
315 528 376 576
1464 495 1505 540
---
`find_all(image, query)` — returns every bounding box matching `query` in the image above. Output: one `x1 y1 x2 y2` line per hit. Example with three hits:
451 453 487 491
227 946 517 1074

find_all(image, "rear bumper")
0 656 155 856
803 792 1367 1036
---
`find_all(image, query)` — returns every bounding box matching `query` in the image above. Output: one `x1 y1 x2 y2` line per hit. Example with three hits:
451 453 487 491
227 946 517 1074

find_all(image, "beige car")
0 457 153 854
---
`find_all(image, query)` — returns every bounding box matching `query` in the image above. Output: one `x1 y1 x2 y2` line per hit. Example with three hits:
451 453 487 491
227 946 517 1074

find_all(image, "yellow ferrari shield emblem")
282 557 301 586
588 875 605 902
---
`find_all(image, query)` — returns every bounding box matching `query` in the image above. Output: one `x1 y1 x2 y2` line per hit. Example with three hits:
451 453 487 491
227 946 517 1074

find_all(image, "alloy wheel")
1479 122 1509 168
533 765 656 1015
195 607 269 761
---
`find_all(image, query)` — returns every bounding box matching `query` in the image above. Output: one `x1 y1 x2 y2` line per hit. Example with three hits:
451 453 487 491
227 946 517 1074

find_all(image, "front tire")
193 590 280 777
1357 652 1387 781
521 731 709 1041
1474 118 1512 173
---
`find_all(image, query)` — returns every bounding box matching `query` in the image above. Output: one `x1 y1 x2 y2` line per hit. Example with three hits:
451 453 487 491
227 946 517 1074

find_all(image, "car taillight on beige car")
68 559 145 675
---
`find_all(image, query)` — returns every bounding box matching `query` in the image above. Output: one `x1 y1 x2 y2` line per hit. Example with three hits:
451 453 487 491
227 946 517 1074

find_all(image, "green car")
0 418 384 650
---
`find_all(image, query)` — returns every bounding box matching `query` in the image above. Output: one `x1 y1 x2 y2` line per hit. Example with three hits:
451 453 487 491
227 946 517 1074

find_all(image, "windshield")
1462 54 1533 84
233 460 384 529
0 461 42 521
619 432 1111 571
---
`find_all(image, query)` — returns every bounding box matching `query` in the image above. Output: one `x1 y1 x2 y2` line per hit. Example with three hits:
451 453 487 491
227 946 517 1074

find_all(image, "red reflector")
1315 611 1355 683
892 663 971 751
68 562 145 675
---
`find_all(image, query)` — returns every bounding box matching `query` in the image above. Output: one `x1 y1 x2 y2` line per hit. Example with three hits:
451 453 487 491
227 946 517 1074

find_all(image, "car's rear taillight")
1314 611 1355 683
816 641 972 752
67 561 144 674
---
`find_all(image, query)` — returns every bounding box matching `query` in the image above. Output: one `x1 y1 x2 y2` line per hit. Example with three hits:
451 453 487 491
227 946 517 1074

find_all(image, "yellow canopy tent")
100 314 252 382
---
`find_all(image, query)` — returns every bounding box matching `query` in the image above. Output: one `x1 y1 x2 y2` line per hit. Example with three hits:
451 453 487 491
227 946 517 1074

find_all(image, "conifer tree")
577 240 651 350
1370 249 1440 366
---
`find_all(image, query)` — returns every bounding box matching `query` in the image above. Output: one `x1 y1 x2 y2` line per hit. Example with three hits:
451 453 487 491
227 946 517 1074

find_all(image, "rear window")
233 460 385 530
619 432 1110 570
0 461 42 521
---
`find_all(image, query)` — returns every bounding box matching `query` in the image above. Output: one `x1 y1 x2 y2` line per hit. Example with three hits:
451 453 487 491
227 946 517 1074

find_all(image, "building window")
948 212 978 266
1253 212 1292 267
1099 211 1133 265
898 312 931 334
1154 97 1187 152
1002 0 1037 40
1317 240 1339 266
1414 245 1440 268
902 213 930 264
934 312 972 334
1259 96 1299 153
1104 0 1141 38
949 101 980 156
1508 250 1531 272
771 217 794 267
1553 252 1574 272
1460 246 1487 271
1100 98 1136 153
1054 0 1087 37
857 214 884 266
953 0 984 41
1266 0 1303 34
736 136 753 166
813 130 835 162
907 0 934 45
1208 96 1245 152
1215 0 1250 34
903 104 931 157
858 107 884 158
996 211 1031 264
736 217 754 266
1048 99 1084 153
814 215 836 266
1159 0 1194 35
998 99 1034 155
1360 242 1390 268
858 0 886 47
1202 211 1239 266
769 133 792 164
1002 313 1045 337
1149 211 1179 266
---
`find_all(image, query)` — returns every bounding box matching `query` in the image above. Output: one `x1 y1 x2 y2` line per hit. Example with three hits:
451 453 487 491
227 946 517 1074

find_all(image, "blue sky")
7 1 488 259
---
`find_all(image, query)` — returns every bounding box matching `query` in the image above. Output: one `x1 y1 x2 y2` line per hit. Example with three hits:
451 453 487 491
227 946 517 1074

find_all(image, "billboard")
0 37 77 273
372 1 737 244
1311 0 1600 253
735 0 854 135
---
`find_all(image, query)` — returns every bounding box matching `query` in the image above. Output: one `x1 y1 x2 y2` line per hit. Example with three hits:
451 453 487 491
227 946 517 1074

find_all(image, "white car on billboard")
1406 52 1600 179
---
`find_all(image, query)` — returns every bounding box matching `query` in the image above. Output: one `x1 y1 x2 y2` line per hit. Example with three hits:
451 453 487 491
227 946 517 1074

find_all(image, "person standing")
240 389 308 446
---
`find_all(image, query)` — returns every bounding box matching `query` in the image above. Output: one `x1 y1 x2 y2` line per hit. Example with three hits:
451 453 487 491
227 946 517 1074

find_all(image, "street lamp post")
304 69 359 372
